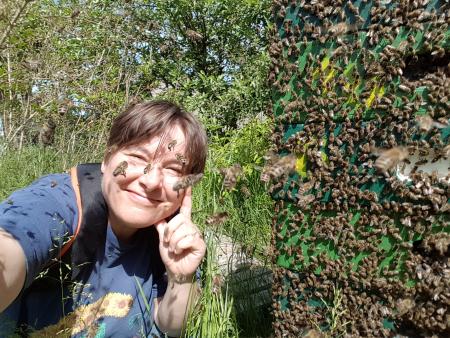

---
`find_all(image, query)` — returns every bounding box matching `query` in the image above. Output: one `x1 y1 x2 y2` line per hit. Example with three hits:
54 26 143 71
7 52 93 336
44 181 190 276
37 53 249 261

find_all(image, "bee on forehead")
113 161 128 177
167 139 177 151
175 153 187 165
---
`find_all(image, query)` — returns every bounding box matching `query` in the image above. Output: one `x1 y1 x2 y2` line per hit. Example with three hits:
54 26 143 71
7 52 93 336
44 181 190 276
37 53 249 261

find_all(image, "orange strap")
58 167 83 258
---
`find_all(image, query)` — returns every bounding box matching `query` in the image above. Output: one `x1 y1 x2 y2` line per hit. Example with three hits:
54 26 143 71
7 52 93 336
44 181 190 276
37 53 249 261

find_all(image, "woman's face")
101 125 187 240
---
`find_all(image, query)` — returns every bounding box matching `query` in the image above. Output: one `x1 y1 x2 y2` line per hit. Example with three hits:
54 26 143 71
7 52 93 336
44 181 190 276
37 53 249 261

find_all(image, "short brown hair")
105 100 207 174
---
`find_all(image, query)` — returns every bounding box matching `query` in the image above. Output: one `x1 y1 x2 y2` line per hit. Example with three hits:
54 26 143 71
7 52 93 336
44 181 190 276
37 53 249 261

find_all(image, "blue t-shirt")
0 174 168 337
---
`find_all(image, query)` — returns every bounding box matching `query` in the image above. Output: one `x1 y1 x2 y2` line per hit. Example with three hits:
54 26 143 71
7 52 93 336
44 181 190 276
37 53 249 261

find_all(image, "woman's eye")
166 167 182 175
129 154 145 160
126 154 147 164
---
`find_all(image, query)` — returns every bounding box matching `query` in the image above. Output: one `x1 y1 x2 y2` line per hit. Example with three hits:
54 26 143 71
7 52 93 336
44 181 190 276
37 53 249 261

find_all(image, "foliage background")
0 0 274 337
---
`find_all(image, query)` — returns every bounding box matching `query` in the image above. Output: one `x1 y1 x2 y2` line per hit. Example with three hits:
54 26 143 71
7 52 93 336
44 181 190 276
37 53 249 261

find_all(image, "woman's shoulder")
9 172 75 203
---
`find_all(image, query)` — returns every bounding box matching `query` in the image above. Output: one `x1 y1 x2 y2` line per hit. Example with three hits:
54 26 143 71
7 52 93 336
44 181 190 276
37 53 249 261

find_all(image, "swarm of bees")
268 0 450 337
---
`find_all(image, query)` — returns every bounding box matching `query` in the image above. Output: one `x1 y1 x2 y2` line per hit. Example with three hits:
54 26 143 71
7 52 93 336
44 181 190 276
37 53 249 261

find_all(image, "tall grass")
189 119 275 337
0 141 104 200
183 230 240 338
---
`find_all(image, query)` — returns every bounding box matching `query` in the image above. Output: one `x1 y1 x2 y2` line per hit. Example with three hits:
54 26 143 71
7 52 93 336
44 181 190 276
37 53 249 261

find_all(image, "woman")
0 100 207 337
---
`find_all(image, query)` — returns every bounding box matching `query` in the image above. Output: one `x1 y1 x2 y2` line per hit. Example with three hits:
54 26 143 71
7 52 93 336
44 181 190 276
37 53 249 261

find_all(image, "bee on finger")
113 161 128 177
172 173 203 194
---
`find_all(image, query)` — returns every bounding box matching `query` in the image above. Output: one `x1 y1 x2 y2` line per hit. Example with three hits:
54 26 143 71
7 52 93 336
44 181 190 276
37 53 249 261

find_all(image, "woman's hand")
155 187 206 280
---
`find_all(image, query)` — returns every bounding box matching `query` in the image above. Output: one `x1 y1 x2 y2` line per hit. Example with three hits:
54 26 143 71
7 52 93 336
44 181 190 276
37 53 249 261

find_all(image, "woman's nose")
139 165 163 191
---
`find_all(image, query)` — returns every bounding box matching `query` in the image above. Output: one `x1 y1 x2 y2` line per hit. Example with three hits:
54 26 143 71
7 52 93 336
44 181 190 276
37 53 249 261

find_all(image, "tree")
0 0 271 150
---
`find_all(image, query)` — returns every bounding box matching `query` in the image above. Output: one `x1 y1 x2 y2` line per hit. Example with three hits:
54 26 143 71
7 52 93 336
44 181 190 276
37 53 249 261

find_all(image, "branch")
0 0 35 48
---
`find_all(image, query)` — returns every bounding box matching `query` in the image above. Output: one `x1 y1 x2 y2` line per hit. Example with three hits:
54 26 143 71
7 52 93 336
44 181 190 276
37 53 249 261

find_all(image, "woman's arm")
153 187 206 337
154 272 200 337
0 228 26 312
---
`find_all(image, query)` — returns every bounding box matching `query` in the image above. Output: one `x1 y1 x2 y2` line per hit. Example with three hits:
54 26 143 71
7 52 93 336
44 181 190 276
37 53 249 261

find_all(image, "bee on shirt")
220 164 243 190
113 161 128 177
172 173 203 194
373 147 409 174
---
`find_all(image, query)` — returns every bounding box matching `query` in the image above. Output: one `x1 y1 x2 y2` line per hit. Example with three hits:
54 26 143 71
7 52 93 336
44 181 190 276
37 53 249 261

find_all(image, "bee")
261 154 297 182
143 163 152 174
205 211 229 226
416 114 448 132
240 185 251 197
167 140 177 151
220 163 242 190
442 144 450 158
185 29 203 42
296 192 315 209
396 298 415 316
373 147 409 174
211 273 224 294
113 161 128 177
398 83 411 93
439 203 449 213
172 173 203 194
431 46 445 58
327 22 356 37
175 153 187 165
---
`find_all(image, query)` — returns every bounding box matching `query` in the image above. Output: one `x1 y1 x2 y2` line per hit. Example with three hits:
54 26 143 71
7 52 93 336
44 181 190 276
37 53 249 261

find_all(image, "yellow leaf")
296 155 307 178
324 68 335 84
377 85 385 98
321 56 330 71
365 85 378 108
